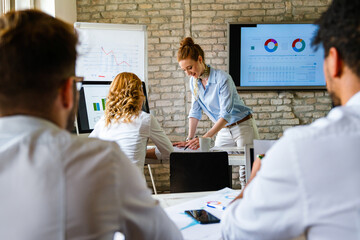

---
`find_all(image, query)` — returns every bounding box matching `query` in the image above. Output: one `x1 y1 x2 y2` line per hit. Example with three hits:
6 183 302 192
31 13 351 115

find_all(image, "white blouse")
89 111 173 172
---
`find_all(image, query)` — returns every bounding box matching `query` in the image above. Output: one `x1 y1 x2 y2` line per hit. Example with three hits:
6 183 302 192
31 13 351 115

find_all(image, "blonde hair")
104 72 145 126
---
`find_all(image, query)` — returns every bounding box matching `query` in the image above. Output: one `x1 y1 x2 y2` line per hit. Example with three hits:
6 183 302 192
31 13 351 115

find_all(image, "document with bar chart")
240 24 325 87
75 22 146 82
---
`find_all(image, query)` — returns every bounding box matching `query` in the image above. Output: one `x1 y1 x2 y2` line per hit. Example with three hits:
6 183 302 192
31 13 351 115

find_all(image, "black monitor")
228 23 326 90
76 81 150 134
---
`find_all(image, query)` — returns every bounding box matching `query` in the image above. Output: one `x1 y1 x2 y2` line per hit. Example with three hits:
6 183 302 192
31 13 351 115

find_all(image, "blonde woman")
89 72 173 173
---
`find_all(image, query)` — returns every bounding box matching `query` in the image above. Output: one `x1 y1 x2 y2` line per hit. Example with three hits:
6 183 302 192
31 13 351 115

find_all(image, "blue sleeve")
218 76 234 122
188 77 202 120
188 95 202 120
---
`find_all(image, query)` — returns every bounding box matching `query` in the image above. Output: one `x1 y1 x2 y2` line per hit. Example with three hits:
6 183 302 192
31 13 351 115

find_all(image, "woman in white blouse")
89 72 173 173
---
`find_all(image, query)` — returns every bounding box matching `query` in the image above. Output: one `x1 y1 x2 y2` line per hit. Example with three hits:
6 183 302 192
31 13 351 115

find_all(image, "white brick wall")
77 0 332 192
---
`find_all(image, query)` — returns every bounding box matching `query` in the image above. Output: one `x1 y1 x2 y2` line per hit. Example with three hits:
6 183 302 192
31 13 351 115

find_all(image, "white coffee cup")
199 137 211 152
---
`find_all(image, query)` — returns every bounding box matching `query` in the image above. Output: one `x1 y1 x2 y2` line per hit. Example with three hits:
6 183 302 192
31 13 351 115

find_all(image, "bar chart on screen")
82 84 110 129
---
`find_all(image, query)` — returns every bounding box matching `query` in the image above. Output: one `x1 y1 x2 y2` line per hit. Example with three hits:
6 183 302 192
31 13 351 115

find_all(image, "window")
14 0 34 10
1 0 11 15
1 0 35 15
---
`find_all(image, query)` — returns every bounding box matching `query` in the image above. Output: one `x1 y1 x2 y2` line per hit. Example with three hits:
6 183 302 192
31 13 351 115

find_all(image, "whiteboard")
74 22 147 83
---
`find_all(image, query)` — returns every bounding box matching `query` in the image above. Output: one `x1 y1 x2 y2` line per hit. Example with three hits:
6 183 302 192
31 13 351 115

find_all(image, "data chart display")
75 22 147 83
76 82 150 134
82 84 110 130
228 23 326 90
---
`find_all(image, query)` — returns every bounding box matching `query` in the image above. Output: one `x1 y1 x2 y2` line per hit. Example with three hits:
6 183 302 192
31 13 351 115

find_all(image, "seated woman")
89 72 173 173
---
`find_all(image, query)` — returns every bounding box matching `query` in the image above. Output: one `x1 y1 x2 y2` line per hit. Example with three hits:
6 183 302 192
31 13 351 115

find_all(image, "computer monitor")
76 81 150 134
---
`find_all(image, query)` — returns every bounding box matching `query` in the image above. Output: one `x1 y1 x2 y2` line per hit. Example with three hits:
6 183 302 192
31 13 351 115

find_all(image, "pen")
184 136 198 150
207 203 226 210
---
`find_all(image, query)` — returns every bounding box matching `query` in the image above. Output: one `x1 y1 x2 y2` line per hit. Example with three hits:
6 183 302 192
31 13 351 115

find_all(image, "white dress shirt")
221 91 360 240
0 116 182 240
89 111 173 172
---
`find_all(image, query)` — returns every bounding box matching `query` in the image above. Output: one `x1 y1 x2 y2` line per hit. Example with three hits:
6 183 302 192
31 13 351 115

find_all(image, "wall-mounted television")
228 23 326 90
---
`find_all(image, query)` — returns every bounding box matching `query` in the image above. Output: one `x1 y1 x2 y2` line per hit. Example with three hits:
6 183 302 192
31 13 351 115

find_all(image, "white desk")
153 190 218 208
154 188 240 240
153 189 306 240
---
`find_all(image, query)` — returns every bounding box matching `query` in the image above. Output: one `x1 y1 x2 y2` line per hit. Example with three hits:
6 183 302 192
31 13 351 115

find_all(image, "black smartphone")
184 209 220 224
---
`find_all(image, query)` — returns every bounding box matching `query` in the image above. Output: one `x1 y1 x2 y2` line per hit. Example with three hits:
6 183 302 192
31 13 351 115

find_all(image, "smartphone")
184 209 220 224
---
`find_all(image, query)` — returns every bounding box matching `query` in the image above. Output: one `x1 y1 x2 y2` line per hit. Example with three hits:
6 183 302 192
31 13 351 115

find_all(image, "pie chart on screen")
264 38 278 53
292 38 306 52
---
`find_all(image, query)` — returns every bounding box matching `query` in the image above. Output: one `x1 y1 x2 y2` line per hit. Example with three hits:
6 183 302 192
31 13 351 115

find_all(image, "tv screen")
76 81 150 134
228 23 326 90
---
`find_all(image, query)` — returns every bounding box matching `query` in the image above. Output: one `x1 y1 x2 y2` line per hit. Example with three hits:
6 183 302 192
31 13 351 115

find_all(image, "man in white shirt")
0 10 182 240
221 0 360 239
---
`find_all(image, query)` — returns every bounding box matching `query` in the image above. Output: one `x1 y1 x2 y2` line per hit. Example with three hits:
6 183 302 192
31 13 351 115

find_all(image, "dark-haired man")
221 0 360 239
0 10 182 240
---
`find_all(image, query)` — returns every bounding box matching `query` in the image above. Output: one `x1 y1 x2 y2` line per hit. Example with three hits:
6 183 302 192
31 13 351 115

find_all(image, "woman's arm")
203 117 228 138
148 115 173 161
173 117 199 148
185 117 228 150
188 117 199 139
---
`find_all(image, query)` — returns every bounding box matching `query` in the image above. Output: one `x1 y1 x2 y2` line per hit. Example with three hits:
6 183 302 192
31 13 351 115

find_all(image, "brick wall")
76 0 332 192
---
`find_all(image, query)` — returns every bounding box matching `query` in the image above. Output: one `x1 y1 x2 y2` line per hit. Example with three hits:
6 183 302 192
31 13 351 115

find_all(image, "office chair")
170 152 231 193
253 139 277 160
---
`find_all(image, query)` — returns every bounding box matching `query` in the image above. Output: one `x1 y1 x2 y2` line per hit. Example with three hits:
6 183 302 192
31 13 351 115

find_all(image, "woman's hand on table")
183 137 199 150
173 136 200 150
173 141 187 148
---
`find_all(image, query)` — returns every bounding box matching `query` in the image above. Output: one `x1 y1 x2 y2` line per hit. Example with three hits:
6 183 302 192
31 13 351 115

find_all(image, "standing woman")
174 37 259 150
90 72 173 173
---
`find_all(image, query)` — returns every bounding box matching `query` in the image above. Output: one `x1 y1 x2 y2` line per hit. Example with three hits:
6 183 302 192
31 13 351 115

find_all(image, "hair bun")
180 37 195 47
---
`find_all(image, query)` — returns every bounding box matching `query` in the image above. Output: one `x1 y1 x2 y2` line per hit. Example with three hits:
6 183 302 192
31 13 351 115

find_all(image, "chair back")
170 152 231 193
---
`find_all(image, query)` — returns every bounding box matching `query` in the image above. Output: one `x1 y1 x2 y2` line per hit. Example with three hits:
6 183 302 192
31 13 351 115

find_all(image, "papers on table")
165 188 240 240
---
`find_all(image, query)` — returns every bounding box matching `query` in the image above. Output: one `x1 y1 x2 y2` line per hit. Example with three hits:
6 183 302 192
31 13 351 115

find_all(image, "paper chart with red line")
75 28 145 82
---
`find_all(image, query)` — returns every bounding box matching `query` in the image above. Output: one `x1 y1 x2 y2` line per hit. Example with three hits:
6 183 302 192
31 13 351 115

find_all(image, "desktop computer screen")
76 81 150 133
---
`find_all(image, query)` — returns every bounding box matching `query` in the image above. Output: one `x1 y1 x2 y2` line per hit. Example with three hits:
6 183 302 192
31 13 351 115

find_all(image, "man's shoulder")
32 125 126 165
284 106 360 141
64 133 124 160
